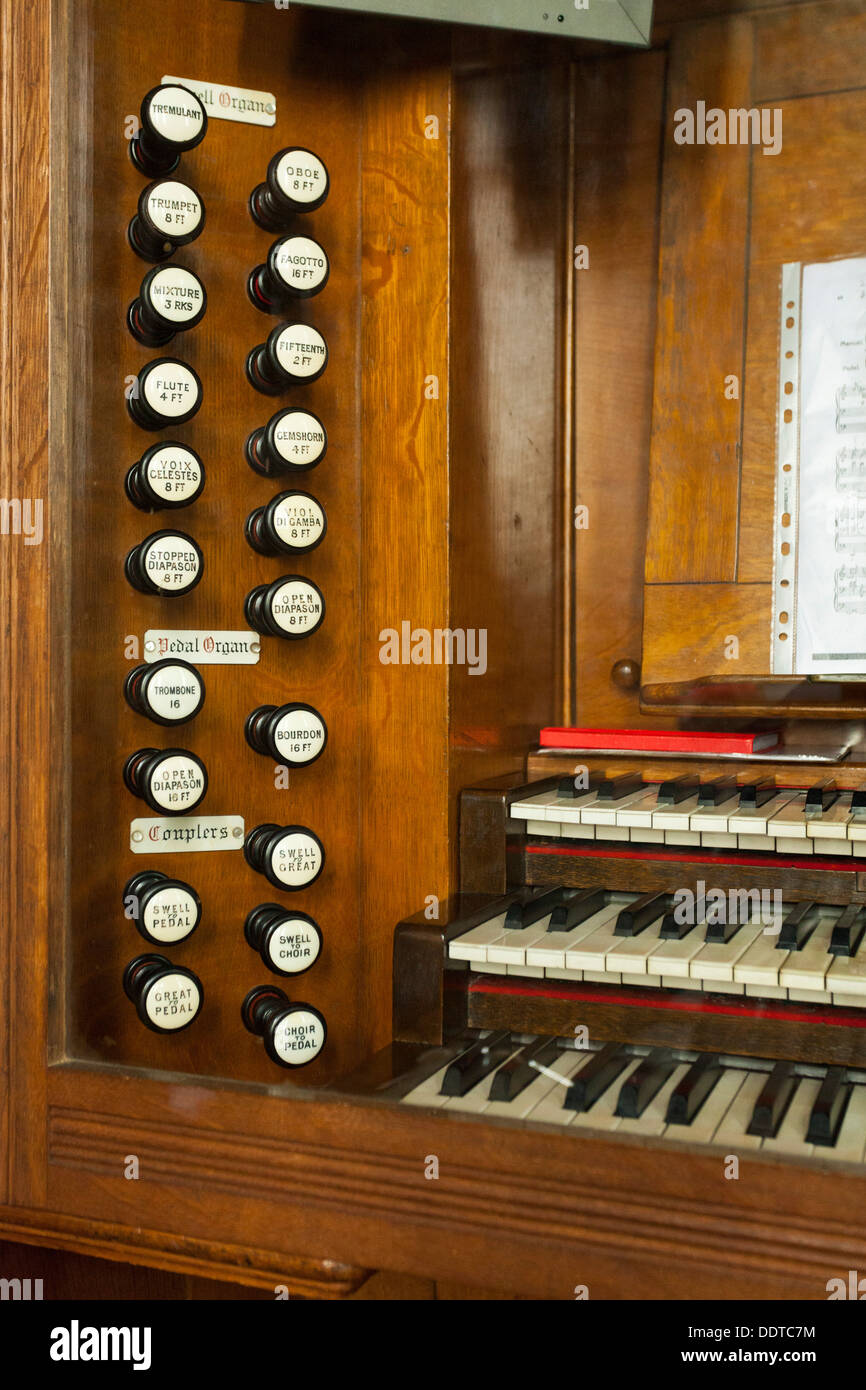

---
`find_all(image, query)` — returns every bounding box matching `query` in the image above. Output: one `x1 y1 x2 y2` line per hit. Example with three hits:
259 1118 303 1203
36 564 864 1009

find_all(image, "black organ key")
127 358 203 431
504 886 570 930
659 911 697 941
488 1036 560 1102
249 147 330 231
244 575 325 641
245 407 327 478
244 490 327 557
665 1053 723 1125
248 234 330 312
246 320 328 394
614 891 668 937
704 915 745 945
806 1068 852 1147
439 1032 513 1097
129 84 208 177
123 746 208 815
241 985 327 1068
850 789 866 818
124 954 204 1033
244 823 325 892
776 901 819 952
125 442 205 511
746 1060 797 1139
697 776 738 807
596 772 643 802
805 778 839 816
562 1042 630 1112
548 887 608 931
737 778 776 809
124 529 204 597
124 658 205 726
127 264 207 346
245 702 327 768
556 772 603 800
828 904 866 957
656 775 701 805
615 1048 677 1119
128 179 205 263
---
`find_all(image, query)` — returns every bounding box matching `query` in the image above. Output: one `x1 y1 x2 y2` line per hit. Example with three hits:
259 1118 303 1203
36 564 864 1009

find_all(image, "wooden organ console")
6 0 866 1305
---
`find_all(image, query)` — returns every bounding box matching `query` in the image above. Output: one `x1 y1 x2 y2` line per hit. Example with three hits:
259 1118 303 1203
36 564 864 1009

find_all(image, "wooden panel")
754 0 866 101
642 583 772 685
572 49 668 725
645 17 752 585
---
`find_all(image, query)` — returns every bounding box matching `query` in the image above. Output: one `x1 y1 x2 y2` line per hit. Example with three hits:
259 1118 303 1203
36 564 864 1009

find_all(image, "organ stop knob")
245 321 328 395
245 702 327 766
127 264 207 346
124 658 205 725
125 442 205 511
123 746 208 813
245 407 327 477
244 822 325 891
244 575 325 640
244 491 327 556
127 358 203 430
124 530 204 596
244 905 323 976
241 984 327 1067
124 954 204 1032
128 180 206 262
249 147 330 230
124 870 202 946
248 235 330 311
129 84 208 176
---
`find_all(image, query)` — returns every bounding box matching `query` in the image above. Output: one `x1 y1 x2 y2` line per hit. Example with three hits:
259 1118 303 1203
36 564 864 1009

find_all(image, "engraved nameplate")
130 815 245 853
161 75 276 126
143 630 260 664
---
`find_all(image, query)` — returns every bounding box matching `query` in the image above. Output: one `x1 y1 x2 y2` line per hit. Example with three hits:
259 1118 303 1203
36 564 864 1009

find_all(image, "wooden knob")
611 658 641 690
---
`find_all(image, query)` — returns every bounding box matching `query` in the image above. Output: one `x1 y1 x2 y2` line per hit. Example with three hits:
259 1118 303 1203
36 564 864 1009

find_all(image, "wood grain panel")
642 582 772 685
754 0 866 101
645 17 753 586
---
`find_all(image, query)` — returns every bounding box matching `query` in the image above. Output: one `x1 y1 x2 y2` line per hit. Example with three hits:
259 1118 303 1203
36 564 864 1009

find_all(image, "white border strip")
772 262 801 675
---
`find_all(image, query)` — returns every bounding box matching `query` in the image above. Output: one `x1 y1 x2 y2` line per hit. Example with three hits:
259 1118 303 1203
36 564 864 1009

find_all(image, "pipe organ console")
8 0 866 1308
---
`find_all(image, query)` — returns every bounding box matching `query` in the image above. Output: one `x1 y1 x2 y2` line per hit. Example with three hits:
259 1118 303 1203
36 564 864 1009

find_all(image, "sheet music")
795 256 866 672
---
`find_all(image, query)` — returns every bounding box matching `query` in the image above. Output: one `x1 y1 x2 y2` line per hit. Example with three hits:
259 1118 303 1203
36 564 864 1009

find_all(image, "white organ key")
709 1068 765 1150
616 1063 690 1137
820 1084 866 1163
777 914 836 993
760 1078 819 1158
689 801 737 835
826 948 866 998
509 790 563 821
630 827 666 844
441 1049 521 1113
484 1047 591 1120
766 792 809 839
652 794 701 832
645 923 706 978
584 968 622 984
582 789 649 827
607 911 669 976
777 837 814 855
448 911 510 963
616 787 661 829
564 912 636 973
699 831 738 849
524 1049 598 1126
806 796 854 842
661 974 703 990
737 834 775 851
848 816 866 847
559 822 596 840
815 838 852 856
401 1059 460 1108
663 829 702 847
733 929 788 990
486 914 556 966
506 963 545 977
527 898 627 972
663 1067 747 1145
690 921 765 983
729 792 800 837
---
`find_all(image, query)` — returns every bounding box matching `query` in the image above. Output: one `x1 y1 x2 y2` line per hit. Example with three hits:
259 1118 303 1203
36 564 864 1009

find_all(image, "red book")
539 727 780 755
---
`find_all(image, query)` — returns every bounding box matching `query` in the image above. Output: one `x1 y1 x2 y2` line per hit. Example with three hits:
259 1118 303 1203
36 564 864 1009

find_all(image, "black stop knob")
248 234 330 313
124 953 204 1032
244 822 325 891
244 905 322 977
127 357 203 431
244 490 326 556
128 179 206 263
245 321 328 395
123 870 202 946
244 575 324 640
125 530 204 597
127 264 207 346
129 84 208 177
241 985 327 1067
245 407 327 477
245 702 327 766
249 147 330 230
123 746 208 814
125 442 205 511
124 658 205 726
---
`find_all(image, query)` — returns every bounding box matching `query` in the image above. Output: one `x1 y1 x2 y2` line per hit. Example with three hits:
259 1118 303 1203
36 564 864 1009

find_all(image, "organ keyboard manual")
6 0 866 1349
